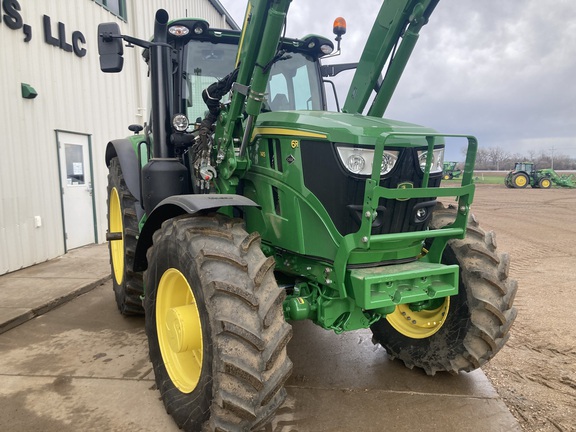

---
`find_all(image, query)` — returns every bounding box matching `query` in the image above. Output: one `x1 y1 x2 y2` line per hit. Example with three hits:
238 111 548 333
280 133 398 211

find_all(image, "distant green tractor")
442 161 461 180
505 162 576 189
505 162 549 188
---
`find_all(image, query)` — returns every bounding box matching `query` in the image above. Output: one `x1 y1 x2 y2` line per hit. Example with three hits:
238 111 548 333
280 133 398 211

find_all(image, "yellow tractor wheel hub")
386 297 450 339
109 187 124 285
515 176 527 187
156 268 203 393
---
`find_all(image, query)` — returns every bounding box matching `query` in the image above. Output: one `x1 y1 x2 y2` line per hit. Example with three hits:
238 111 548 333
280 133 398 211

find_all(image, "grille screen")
300 140 441 236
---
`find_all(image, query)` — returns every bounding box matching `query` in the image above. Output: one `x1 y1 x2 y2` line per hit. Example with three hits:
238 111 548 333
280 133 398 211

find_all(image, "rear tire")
144 214 292 431
107 157 144 315
513 173 529 188
371 204 517 375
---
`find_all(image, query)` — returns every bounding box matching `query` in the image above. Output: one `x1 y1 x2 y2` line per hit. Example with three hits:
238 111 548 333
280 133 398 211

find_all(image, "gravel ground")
471 184 576 432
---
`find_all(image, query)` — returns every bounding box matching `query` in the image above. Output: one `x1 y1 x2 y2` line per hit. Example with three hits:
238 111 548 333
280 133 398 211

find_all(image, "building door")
57 131 96 250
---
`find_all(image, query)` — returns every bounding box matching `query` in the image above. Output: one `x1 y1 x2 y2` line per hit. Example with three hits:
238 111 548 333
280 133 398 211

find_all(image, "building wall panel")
0 0 234 274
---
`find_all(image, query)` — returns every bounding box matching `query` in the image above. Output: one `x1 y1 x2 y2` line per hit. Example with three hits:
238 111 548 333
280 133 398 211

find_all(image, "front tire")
145 214 292 431
371 204 518 375
107 157 144 315
539 177 552 189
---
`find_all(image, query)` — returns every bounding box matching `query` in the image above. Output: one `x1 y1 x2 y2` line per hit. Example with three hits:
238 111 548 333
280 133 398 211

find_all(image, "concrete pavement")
0 244 110 334
0 243 522 431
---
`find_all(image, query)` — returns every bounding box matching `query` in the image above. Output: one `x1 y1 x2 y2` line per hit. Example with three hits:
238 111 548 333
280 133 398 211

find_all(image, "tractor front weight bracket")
283 280 383 333
329 133 476 327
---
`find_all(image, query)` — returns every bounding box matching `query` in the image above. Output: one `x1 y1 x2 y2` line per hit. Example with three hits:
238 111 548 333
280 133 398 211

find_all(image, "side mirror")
98 22 124 73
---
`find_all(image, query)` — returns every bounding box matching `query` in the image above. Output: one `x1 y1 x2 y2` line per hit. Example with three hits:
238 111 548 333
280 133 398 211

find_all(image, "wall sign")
1 0 87 58
43 15 87 57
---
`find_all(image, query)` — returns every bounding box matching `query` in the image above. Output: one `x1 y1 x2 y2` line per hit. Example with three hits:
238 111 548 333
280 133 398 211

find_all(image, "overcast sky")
218 0 576 161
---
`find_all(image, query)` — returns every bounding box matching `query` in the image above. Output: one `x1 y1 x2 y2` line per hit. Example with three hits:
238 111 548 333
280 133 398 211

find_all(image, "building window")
94 0 127 21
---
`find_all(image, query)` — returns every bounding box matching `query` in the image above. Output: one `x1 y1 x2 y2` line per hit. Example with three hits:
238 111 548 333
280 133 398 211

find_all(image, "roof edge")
207 0 240 30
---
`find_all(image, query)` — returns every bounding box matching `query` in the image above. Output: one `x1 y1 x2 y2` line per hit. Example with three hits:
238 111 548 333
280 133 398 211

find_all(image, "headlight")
320 44 334 55
172 114 189 132
168 25 190 37
192 22 208 35
336 147 399 176
417 148 444 173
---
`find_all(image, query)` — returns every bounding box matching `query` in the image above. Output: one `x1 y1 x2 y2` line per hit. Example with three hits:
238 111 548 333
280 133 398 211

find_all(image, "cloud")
218 0 576 159
393 0 576 156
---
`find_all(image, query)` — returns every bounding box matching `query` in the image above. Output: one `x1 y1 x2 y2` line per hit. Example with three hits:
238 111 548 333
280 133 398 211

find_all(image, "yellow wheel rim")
515 176 527 187
443 174 450 180
541 179 551 188
386 297 450 339
109 187 124 285
156 268 203 393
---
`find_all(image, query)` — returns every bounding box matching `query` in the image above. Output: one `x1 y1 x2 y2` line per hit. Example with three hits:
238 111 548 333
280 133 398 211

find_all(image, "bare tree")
536 152 551 169
459 146 576 171
474 147 490 170
487 146 510 170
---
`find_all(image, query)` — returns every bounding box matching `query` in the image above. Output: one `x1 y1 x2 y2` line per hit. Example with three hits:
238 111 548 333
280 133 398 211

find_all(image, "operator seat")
270 93 290 111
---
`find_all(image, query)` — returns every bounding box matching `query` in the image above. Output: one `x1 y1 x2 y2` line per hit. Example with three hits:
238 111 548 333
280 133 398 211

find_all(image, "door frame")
55 129 98 253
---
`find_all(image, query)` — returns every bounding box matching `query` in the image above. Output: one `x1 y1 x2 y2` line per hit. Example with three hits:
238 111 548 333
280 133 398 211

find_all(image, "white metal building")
0 0 238 274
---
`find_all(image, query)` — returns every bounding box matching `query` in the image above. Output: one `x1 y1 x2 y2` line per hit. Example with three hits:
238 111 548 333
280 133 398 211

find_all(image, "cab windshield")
181 40 324 121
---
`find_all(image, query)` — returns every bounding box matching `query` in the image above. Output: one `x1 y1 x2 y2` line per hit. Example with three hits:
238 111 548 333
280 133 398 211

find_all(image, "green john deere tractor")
442 161 462 180
99 0 517 430
505 161 576 188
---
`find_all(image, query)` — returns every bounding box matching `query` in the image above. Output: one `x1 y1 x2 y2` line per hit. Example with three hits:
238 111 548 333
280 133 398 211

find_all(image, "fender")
105 138 144 206
133 194 260 272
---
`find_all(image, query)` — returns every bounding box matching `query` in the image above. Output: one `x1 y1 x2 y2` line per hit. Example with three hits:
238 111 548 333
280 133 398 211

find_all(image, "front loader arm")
215 0 440 188
343 0 439 116
216 0 292 187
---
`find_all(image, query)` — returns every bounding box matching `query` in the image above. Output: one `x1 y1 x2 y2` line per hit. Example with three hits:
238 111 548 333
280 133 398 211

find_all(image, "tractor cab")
513 162 534 174
165 19 333 126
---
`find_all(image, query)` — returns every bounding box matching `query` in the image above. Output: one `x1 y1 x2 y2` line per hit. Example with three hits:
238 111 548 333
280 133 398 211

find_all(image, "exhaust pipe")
154 9 169 42
142 9 190 213
150 9 170 158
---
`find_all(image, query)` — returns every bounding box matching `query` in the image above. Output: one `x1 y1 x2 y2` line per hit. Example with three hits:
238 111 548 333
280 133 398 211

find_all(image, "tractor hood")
253 110 438 146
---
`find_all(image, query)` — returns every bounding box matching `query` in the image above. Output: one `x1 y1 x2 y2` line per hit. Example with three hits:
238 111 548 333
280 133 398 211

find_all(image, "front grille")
300 140 441 236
